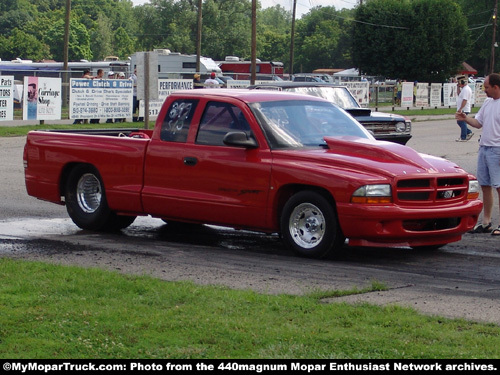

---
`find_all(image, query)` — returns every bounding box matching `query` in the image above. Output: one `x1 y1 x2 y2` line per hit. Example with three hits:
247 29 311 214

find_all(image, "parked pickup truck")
24 89 482 258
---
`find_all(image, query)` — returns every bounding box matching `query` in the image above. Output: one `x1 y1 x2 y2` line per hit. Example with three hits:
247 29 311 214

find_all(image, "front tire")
65 164 135 231
280 191 344 259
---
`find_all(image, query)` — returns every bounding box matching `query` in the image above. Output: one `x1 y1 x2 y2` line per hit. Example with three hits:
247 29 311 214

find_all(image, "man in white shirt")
455 76 474 142
456 73 500 235
204 72 220 88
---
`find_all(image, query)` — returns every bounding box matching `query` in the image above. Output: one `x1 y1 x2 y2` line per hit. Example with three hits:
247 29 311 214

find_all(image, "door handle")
183 157 198 166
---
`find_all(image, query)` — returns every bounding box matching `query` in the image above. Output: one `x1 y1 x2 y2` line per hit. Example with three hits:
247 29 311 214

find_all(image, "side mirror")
223 132 258 148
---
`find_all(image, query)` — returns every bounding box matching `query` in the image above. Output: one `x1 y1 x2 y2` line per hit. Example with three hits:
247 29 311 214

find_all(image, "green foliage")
0 29 50 61
44 19 93 61
353 0 470 82
90 13 114 61
457 0 497 76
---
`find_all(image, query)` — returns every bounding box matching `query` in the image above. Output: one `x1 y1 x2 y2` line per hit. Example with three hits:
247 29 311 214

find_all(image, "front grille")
403 217 461 231
360 121 398 134
396 177 467 204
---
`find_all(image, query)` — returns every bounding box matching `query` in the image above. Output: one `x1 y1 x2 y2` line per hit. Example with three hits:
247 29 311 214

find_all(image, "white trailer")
130 49 221 80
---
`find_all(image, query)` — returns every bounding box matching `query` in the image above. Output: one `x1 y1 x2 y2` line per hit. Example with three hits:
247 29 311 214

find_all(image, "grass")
390 107 480 117
1 258 499 359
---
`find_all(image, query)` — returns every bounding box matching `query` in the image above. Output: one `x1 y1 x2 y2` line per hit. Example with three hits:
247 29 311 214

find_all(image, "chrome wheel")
76 173 102 213
289 202 326 249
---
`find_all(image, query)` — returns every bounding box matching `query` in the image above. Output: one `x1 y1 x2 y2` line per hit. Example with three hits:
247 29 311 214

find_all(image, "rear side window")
196 101 250 146
161 99 198 142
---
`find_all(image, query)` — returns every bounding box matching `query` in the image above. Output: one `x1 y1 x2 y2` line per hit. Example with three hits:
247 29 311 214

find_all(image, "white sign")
443 83 457 107
227 80 251 88
475 81 487 106
430 83 442 107
140 79 193 118
0 76 14 121
401 82 414 107
415 83 429 107
345 82 370 107
69 79 133 120
23 77 62 120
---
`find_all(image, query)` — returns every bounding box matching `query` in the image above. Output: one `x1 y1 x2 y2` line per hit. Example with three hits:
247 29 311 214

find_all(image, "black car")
248 82 411 145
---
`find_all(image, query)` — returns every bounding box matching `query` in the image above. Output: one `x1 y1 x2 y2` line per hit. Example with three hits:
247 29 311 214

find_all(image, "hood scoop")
323 136 436 171
344 108 372 116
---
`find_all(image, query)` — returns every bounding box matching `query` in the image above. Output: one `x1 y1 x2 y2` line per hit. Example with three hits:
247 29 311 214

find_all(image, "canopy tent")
459 62 477 76
333 68 359 77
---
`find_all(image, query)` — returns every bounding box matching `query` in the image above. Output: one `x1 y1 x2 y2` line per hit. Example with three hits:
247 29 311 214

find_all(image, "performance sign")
139 79 193 118
70 79 133 120
23 77 61 121
0 76 14 121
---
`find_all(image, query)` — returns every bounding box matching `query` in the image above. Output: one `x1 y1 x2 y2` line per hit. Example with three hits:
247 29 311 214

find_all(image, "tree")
458 0 497 75
90 13 114 60
352 0 469 82
294 7 342 73
44 18 93 61
201 0 253 60
0 28 50 61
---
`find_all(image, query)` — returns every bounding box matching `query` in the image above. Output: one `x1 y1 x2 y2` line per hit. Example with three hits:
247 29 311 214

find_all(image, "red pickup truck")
24 89 482 258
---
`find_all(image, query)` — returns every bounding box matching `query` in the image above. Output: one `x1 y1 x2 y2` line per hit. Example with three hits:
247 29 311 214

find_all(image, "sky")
130 0 356 17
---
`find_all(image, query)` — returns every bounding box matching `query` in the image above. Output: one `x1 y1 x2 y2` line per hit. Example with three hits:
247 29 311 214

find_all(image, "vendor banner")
0 76 14 121
70 78 133 120
430 83 442 107
415 83 429 107
475 81 487 106
23 77 61 121
345 82 369 107
443 83 457 107
401 82 414 107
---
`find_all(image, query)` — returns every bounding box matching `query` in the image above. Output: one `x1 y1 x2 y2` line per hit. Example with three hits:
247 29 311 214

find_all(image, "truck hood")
321 136 463 176
344 108 407 122
275 137 465 180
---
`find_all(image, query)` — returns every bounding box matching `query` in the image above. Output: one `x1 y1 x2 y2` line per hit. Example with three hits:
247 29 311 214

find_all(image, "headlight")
467 180 480 199
395 121 406 132
351 184 392 204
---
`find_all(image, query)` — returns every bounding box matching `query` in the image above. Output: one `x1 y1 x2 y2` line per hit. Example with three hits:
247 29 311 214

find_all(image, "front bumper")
337 200 483 248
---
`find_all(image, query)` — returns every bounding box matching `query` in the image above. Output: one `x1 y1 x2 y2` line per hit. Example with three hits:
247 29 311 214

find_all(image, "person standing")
204 72 220 88
455 76 474 142
456 73 500 235
193 73 202 89
130 68 140 121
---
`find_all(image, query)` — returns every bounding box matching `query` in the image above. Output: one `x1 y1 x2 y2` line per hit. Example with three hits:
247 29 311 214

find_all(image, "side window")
160 99 198 142
196 101 250 146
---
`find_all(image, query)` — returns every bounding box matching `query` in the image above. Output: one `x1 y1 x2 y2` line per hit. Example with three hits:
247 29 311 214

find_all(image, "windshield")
249 100 372 149
284 86 360 109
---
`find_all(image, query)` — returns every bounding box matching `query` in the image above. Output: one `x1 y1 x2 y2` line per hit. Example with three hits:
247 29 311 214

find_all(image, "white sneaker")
466 132 474 141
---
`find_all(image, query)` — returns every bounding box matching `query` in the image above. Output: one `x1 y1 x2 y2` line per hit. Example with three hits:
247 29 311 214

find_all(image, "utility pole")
63 0 71 107
289 0 297 77
196 0 202 73
491 0 498 74
251 0 257 84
